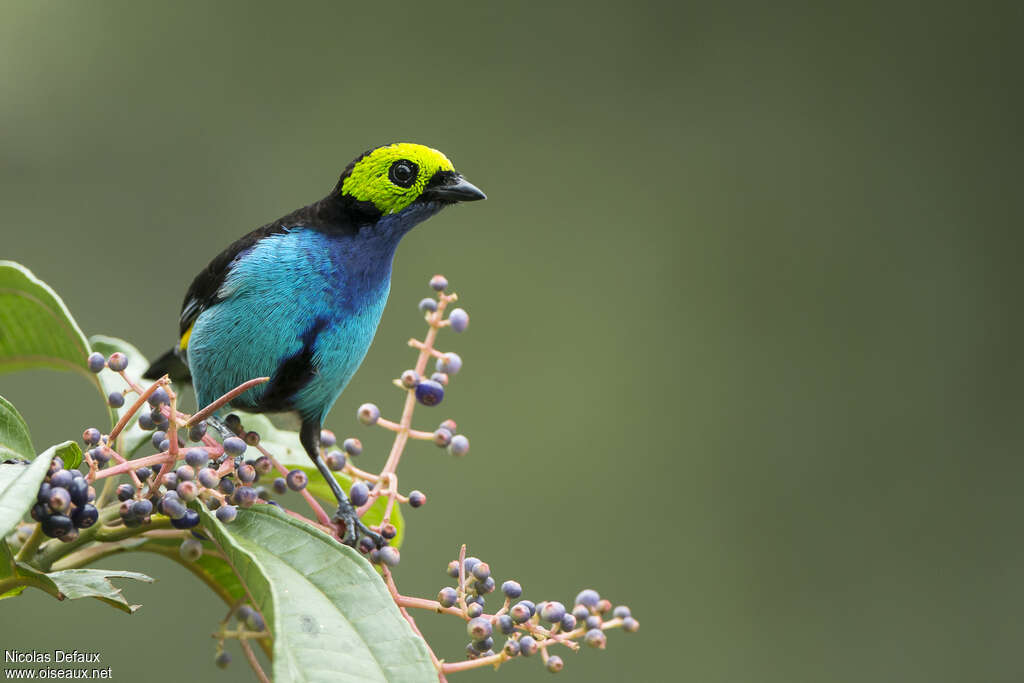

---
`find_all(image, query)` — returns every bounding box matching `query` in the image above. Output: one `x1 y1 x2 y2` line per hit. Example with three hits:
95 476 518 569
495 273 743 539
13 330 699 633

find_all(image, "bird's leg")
208 414 244 467
300 420 383 549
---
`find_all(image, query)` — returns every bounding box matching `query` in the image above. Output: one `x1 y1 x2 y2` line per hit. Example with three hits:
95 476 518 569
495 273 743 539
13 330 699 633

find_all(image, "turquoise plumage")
143 144 485 546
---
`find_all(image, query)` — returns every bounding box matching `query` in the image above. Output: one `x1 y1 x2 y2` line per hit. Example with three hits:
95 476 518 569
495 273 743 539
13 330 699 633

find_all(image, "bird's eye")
388 160 418 188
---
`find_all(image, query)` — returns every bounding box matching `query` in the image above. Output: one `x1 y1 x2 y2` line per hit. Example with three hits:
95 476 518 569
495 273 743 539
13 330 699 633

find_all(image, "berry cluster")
14 274 640 682
29 455 99 541
211 602 269 672
385 547 638 676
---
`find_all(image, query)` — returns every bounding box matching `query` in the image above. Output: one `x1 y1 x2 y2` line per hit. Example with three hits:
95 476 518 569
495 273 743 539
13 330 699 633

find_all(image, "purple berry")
171 509 200 529
223 437 246 456
107 352 129 371
185 448 209 467
436 352 462 375
438 587 458 607
501 580 522 599
584 628 606 649
325 450 346 471
418 297 438 312
342 438 362 456
349 482 369 507
285 470 307 491
447 434 469 457
87 352 106 373
319 429 336 447
575 589 600 609
179 538 203 562
414 380 444 406
429 274 448 291
357 404 380 425
216 505 237 523
408 490 426 508
197 468 220 489
107 392 125 408
379 546 400 567
148 387 169 407
447 308 469 333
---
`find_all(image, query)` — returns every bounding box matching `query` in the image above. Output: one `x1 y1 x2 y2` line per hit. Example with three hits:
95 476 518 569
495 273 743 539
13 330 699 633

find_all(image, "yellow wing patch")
179 323 194 351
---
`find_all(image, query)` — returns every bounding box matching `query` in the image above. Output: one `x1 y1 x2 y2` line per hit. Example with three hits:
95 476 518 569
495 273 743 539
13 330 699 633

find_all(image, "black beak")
422 172 486 203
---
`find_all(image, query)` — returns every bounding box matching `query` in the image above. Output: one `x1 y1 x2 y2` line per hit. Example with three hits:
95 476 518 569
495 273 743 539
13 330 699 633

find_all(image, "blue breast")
186 226 397 422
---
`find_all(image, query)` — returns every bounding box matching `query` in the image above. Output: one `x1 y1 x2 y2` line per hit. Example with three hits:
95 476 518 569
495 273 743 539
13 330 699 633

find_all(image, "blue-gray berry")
87 352 106 373
349 482 369 506
319 429 336 447
575 589 600 609
519 636 538 657
179 537 203 562
379 546 400 567
357 404 380 425
223 437 247 456
170 509 200 529
447 434 469 457
584 628 606 649
436 352 462 375
188 423 207 442
185 448 209 468
325 451 346 471
50 469 73 489
546 655 564 673
429 274 448 291
234 486 258 508
107 352 129 371
467 617 491 640
216 505 237 523
107 392 125 408
148 387 169 407
342 438 362 456
541 601 565 624
162 496 187 519
197 468 220 489
437 587 458 607
447 308 469 332
501 580 522 599
286 470 307 491
408 490 426 508
414 380 444 406
418 297 438 312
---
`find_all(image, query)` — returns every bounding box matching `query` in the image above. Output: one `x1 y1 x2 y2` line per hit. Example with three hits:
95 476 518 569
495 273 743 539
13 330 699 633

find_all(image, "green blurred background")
2 1 1022 681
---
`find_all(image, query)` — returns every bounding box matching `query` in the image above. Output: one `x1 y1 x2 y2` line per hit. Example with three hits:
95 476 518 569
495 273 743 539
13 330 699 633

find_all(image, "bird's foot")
333 503 384 549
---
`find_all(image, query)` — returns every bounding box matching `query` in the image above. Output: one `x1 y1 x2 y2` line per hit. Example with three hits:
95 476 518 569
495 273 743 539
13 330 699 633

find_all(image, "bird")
143 143 485 546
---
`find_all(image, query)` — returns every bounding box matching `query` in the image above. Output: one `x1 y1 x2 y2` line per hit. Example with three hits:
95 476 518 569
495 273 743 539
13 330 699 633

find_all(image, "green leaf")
32 567 154 613
4 562 154 613
0 261 96 384
230 411 404 547
53 441 82 471
197 504 435 682
0 395 33 462
0 541 26 599
87 335 152 456
0 445 55 540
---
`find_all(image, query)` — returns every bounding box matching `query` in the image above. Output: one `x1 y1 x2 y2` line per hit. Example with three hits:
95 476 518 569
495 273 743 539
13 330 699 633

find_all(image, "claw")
334 505 384 549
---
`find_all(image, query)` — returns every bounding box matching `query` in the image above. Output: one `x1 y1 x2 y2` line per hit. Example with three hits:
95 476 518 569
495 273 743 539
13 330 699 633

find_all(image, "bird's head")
333 143 485 222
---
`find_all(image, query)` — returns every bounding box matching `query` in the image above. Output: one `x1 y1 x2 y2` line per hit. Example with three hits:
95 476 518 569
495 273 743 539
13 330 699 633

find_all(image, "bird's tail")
143 349 192 382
